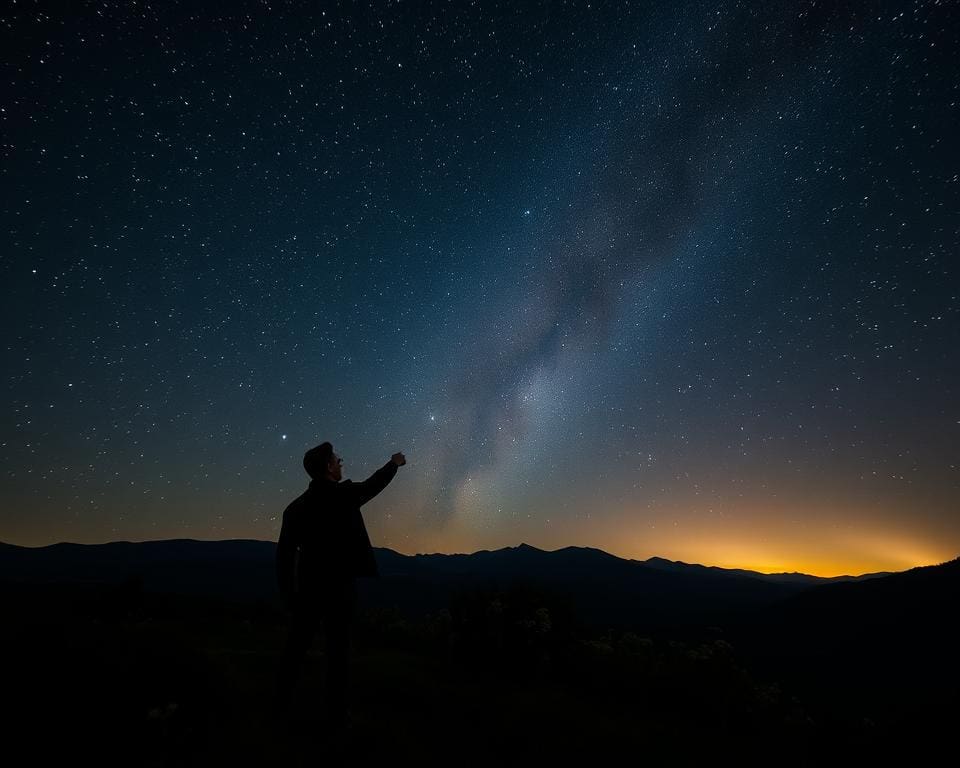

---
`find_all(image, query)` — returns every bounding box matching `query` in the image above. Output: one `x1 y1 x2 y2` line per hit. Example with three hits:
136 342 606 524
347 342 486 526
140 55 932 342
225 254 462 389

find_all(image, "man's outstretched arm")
349 452 406 506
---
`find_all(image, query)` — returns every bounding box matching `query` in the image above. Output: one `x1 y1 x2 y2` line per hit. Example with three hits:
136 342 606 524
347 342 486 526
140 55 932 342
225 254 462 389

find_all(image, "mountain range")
0 538 911 630
2 537 957 731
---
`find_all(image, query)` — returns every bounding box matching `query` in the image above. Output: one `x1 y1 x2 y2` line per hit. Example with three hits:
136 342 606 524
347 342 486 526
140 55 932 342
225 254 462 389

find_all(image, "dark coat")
276 460 398 595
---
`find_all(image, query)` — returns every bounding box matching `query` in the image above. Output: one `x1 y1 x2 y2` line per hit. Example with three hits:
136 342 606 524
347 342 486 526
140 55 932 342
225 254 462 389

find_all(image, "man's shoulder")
292 481 349 509
283 490 311 514
288 488 311 504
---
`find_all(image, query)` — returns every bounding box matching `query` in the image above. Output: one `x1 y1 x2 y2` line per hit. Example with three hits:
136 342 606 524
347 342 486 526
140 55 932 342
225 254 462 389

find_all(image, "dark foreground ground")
2 580 954 767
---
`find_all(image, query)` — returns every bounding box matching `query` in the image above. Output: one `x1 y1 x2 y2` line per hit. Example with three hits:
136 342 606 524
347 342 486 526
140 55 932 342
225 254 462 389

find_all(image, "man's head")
303 442 343 482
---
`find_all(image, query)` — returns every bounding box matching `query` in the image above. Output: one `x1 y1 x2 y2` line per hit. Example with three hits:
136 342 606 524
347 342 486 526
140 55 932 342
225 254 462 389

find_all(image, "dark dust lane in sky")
429 2 859 518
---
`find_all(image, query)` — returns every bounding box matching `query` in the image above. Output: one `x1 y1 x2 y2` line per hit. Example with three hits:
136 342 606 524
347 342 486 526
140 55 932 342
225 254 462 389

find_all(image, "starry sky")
2 0 958 576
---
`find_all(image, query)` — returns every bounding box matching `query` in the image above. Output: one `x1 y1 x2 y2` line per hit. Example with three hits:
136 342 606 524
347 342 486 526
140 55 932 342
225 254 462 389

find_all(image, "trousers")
276 577 357 726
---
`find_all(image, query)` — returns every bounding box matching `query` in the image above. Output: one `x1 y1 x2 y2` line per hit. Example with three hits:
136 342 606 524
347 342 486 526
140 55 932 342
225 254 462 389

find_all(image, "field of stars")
2 1 958 576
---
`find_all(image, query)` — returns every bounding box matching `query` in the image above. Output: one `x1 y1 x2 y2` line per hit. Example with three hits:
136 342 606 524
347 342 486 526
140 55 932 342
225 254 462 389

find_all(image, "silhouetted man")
275 442 405 733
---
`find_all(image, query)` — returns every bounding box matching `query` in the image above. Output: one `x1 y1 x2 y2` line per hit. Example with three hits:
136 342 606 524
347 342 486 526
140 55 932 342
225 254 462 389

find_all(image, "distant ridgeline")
2 538 941 631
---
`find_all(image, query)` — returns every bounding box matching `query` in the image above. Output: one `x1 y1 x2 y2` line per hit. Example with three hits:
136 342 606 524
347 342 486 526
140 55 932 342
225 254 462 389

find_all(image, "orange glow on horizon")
7 494 955 580
378 539 950 578
374 498 959 578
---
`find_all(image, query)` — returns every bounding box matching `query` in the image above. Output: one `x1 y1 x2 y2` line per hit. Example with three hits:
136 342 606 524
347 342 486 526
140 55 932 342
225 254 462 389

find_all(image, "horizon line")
3 535 953 579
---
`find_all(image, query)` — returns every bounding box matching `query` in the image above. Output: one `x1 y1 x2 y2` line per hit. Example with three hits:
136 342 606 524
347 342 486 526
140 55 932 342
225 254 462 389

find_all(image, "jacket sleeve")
347 461 398 507
276 500 303 594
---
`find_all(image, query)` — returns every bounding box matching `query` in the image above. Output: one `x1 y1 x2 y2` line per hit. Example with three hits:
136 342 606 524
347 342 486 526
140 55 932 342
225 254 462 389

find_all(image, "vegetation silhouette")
1 542 956 765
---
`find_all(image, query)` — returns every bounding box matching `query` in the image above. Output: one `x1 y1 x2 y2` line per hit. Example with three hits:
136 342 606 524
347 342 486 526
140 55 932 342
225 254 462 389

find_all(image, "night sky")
2 1 958 575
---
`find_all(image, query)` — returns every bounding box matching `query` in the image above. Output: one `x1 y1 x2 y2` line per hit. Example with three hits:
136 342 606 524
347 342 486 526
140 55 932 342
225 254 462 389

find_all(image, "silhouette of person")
275 442 405 734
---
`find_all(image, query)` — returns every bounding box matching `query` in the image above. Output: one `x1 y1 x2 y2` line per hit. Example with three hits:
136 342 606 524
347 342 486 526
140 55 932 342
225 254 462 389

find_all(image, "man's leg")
321 579 357 729
275 595 318 710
